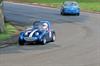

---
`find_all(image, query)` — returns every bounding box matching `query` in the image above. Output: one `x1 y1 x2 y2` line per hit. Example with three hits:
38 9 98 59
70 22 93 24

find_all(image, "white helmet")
43 23 48 29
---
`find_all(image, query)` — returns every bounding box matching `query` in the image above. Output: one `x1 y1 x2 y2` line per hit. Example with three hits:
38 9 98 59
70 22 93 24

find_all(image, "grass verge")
80 2 100 12
0 22 18 41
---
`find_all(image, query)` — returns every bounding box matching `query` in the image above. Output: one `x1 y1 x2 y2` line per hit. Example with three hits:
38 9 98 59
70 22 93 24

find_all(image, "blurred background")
4 0 100 12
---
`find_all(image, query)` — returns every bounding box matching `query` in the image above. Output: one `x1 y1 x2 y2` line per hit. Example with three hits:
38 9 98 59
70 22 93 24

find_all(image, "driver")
42 23 48 30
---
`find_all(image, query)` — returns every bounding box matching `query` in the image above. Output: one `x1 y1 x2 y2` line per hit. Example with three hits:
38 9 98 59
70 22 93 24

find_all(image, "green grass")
80 2 100 12
9 0 99 12
15 0 100 3
0 23 17 41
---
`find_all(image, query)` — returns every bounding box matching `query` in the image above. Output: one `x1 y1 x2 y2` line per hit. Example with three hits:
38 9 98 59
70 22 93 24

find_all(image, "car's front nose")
24 30 42 42
24 36 38 41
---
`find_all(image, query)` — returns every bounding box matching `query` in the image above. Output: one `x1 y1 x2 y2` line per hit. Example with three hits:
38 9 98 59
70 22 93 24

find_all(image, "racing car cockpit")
33 21 50 31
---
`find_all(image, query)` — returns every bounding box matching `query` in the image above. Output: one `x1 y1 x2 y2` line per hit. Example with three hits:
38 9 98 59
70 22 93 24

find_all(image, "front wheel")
18 39 24 45
41 37 47 45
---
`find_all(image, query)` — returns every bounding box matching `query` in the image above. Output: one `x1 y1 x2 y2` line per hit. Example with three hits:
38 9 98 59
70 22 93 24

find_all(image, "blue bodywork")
61 1 80 15
62 6 80 14
19 20 55 45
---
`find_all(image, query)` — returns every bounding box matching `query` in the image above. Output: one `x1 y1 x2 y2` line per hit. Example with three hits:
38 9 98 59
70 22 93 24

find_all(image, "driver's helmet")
42 23 48 30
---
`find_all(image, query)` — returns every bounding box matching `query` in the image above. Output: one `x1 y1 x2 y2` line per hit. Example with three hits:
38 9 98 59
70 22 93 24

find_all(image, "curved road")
0 2 100 66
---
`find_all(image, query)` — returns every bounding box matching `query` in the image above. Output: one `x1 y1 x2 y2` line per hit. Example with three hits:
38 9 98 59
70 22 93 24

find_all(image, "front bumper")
24 37 39 42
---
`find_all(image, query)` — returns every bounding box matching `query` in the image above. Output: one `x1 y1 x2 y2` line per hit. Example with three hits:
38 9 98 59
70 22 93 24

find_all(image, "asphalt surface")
0 1 100 66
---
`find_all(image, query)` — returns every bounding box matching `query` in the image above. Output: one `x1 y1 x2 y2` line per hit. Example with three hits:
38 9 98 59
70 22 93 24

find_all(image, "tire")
51 32 56 42
41 36 47 45
61 11 64 15
18 38 24 45
76 13 80 16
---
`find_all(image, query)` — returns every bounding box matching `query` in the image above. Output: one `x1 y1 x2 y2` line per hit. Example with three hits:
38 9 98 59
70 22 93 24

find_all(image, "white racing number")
49 31 52 38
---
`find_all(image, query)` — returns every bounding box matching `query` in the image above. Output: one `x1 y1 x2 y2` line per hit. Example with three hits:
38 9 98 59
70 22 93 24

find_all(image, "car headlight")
35 32 39 36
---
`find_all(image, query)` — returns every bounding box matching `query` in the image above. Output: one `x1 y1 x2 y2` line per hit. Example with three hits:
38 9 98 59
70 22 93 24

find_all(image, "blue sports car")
61 1 80 15
18 20 56 45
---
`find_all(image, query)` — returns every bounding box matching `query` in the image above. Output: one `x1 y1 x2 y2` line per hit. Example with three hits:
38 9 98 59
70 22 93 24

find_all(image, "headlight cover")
35 32 39 36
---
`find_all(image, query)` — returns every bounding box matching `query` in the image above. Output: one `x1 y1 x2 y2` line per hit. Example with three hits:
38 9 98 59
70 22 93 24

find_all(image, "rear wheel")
51 32 56 42
76 13 80 16
61 11 64 15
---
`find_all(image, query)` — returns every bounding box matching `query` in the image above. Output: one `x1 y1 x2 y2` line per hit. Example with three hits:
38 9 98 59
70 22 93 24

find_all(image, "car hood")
25 29 38 37
24 29 45 37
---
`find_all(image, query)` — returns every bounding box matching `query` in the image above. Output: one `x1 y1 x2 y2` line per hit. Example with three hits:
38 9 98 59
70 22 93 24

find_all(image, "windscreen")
64 2 78 6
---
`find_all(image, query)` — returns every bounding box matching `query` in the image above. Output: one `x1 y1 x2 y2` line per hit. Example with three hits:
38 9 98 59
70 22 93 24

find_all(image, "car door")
45 30 50 42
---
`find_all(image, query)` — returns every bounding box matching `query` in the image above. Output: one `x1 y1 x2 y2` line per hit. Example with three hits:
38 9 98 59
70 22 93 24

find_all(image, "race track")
0 2 100 66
